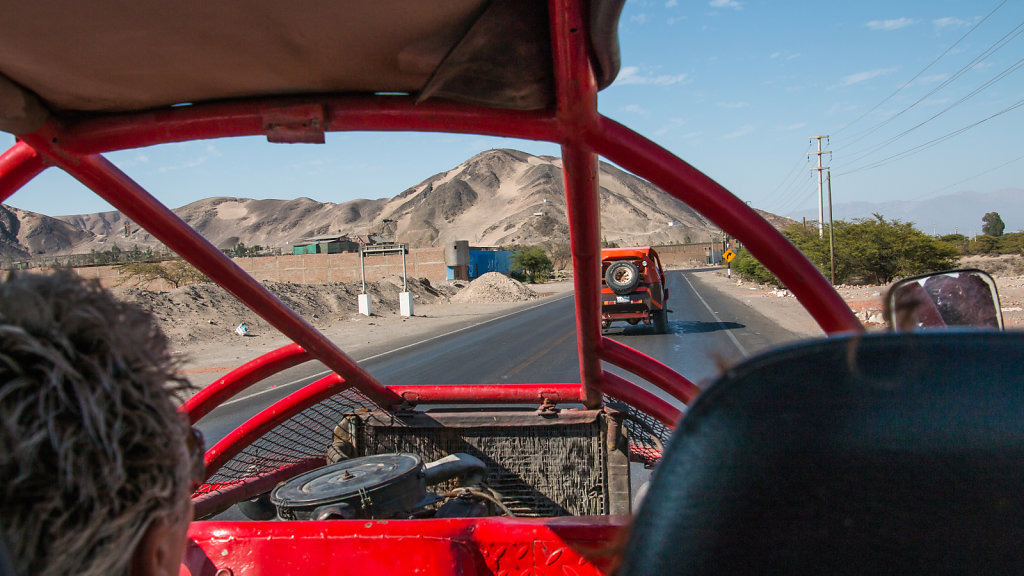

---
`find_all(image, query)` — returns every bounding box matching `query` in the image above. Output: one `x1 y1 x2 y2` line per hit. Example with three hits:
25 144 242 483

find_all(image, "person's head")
0 271 196 576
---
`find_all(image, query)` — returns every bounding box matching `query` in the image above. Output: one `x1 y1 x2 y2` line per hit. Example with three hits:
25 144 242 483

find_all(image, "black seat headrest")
622 332 1024 575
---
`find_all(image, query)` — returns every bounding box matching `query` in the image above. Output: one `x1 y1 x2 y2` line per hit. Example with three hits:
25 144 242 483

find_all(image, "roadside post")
722 248 736 278
358 246 372 316
360 242 413 317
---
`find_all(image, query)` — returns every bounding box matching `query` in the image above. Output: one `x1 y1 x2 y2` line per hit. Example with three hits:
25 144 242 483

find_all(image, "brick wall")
9 247 448 293
653 242 731 268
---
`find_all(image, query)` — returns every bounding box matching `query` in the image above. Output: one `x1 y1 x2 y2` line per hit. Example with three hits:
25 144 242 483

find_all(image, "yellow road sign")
722 249 736 262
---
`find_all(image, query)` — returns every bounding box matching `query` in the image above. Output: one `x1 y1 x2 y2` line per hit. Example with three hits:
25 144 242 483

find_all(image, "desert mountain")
790 187 1024 236
3 149 734 260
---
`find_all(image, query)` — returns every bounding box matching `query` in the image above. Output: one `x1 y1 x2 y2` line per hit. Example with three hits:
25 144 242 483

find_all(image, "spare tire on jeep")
605 261 640 295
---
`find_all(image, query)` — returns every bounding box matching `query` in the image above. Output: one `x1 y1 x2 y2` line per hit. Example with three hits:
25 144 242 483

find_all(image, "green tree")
969 234 999 255
982 212 1005 237
998 232 1024 254
731 248 780 286
731 215 958 286
512 246 553 283
939 234 969 253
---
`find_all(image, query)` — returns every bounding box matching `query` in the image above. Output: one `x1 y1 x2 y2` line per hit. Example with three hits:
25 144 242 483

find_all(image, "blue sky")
4 0 1022 229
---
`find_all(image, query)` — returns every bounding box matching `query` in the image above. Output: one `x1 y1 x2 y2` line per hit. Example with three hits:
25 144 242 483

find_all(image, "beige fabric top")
0 0 623 133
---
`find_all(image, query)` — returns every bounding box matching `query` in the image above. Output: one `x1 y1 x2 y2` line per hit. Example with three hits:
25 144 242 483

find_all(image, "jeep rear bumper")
602 293 656 322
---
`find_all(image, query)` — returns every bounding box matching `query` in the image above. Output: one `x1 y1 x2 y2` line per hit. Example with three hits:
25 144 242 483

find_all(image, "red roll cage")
0 0 861 573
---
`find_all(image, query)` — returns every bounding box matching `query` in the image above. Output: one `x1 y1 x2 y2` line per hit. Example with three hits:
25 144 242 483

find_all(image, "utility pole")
827 171 835 285
809 135 831 238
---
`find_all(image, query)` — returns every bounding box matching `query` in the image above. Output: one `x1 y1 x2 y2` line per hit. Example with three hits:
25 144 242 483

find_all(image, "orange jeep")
601 247 669 333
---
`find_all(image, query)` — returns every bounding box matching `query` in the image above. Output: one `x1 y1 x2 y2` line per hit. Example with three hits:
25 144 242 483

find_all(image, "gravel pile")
450 272 538 303
124 277 451 346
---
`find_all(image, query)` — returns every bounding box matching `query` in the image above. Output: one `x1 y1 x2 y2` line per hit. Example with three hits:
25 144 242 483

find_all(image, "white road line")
219 293 575 407
680 273 749 358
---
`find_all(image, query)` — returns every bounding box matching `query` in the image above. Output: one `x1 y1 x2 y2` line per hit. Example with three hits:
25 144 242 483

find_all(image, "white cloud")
722 124 755 140
623 104 648 115
630 13 648 24
665 0 678 7
839 67 898 86
617 66 689 86
933 16 969 30
653 118 688 137
158 144 221 173
709 0 742 9
777 122 807 132
866 18 914 31
917 73 948 84
770 51 801 61
717 101 749 109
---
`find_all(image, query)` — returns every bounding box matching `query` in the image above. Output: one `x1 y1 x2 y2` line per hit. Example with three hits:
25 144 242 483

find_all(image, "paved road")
197 268 807 441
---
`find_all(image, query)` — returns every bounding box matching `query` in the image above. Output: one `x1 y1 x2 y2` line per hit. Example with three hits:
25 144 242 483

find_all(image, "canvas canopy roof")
0 0 625 134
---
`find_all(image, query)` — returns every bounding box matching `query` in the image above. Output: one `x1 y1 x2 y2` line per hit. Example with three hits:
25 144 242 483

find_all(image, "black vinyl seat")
621 332 1024 575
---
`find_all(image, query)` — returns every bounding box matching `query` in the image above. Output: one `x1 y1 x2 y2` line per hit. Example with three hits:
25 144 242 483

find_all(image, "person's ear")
131 514 190 576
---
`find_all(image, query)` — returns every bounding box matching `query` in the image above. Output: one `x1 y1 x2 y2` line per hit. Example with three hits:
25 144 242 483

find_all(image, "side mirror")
887 269 1003 331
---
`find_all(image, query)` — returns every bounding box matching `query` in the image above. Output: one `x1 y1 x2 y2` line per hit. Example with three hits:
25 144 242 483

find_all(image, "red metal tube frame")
18 128 402 409
588 117 863 335
55 96 561 156
596 371 682 427
182 343 313 424
551 0 605 408
0 0 861 427
193 457 324 520
203 372 347 478
599 337 701 405
0 141 47 204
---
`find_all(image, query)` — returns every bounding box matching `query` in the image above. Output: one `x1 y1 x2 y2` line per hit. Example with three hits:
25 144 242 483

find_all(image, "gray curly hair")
0 271 194 576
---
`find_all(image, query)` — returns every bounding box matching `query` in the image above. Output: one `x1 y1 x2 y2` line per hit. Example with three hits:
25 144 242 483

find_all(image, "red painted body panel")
185 517 626 576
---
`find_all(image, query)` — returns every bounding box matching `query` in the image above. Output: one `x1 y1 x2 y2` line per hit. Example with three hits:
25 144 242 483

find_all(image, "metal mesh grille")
362 419 606 517
196 388 376 496
195 388 663 512
604 394 672 468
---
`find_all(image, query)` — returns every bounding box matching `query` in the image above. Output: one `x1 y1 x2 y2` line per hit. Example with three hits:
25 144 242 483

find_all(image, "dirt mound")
125 277 452 347
450 272 538 304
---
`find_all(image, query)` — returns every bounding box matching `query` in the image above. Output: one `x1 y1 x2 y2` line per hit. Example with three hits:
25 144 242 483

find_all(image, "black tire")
652 310 668 334
606 261 640 295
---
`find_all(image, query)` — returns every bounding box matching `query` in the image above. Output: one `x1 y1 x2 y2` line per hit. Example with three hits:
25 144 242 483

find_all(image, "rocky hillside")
0 149 779 259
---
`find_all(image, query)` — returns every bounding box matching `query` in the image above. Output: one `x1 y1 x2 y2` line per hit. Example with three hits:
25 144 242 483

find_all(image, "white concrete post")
399 292 413 317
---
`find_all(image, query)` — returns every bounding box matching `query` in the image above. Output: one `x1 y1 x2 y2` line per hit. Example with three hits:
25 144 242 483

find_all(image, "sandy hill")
1 149 778 259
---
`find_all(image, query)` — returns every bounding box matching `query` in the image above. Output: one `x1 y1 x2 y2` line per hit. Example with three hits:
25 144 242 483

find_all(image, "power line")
837 96 1024 176
774 170 818 216
831 0 1008 139
762 142 812 206
835 14 1024 154
772 160 816 213
924 152 1024 197
842 54 1024 167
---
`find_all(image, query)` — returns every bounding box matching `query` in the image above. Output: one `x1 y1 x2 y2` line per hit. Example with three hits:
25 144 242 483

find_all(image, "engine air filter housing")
271 453 425 520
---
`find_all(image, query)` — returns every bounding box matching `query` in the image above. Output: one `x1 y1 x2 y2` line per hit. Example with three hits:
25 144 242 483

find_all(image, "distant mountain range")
790 188 1024 236
2 149 795 260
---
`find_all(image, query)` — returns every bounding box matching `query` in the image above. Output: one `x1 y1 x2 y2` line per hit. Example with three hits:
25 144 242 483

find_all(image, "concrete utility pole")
827 171 835 284
809 135 831 238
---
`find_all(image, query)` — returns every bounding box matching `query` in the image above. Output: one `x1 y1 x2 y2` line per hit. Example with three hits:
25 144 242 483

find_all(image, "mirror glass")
887 269 1003 331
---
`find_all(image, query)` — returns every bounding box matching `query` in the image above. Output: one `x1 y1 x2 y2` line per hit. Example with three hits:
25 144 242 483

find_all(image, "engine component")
423 453 487 486
271 453 425 520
